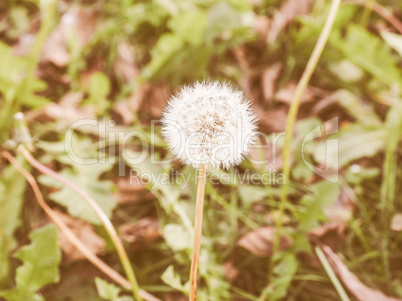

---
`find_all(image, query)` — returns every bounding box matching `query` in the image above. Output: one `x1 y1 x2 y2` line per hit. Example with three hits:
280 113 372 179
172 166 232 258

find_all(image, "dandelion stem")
269 0 341 285
1 151 160 301
189 165 206 301
21 148 143 301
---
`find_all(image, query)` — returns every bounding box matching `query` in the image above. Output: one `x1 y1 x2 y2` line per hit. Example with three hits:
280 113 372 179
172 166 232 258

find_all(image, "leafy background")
0 0 402 300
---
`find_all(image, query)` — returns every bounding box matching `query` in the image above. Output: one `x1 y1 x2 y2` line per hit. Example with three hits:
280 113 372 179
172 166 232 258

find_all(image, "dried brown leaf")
275 82 323 105
255 106 288 133
232 48 256 101
25 92 96 123
115 177 154 204
42 6 99 67
310 189 354 249
115 82 168 123
114 85 148 124
224 261 240 282
164 293 187 301
309 221 347 250
391 213 402 231
116 177 145 193
237 227 292 257
261 63 282 104
254 16 270 38
41 26 70 67
114 42 140 83
324 188 354 223
120 218 161 249
13 34 35 56
268 0 314 43
249 136 283 171
56 211 105 262
142 82 169 119
321 245 402 301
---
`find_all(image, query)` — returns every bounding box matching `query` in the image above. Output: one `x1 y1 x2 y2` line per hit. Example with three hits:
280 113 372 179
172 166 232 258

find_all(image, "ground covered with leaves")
0 0 402 300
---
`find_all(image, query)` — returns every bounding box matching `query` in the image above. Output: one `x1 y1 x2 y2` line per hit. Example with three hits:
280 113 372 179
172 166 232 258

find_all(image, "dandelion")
161 80 258 301
161 80 258 170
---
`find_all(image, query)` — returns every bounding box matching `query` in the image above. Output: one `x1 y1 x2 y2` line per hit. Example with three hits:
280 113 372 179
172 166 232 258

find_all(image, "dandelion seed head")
161 80 258 169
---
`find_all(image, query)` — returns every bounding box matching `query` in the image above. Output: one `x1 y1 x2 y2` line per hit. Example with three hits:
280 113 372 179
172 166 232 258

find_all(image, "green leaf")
88 72 110 102
39 161 117 225
0 42 27 93
270 253 298 301
8 7 30 39
0 42 48 143
382 31 402 57
330 60 363 82
95 278 133 301
161 265 189 295
85 72 111 115
37 134 100 166
261 253 298 301
297 5 356 45
0 42 48 108
334 90 382 127
238 185 269 206
168 11 207 46
227 0 253 11
346 166 379 185
330 25 402 87
123 150 194 234
313 125 385 169
162 224 192 252
96 278 120 301
206 2 253 39
0 224 61 301
295 181 340 231
238 185 294 209
0 155 28 283
141 33 184 80
37 135 118 225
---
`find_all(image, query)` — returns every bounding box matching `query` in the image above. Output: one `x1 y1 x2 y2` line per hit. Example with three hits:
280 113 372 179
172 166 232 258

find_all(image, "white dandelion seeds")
161 80 258 169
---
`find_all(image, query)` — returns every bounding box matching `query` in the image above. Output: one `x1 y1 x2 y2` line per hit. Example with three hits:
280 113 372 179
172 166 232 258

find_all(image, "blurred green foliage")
0 225 61 301
0 0 402 300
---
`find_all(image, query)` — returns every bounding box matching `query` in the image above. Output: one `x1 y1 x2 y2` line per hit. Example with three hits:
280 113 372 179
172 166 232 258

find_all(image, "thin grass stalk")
344 0 402 34
360 0 375 27
380 105 402 281
1 151 161 301
21 148 143 301
315 246 351 301
269 0 342 283
189 165 207 301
